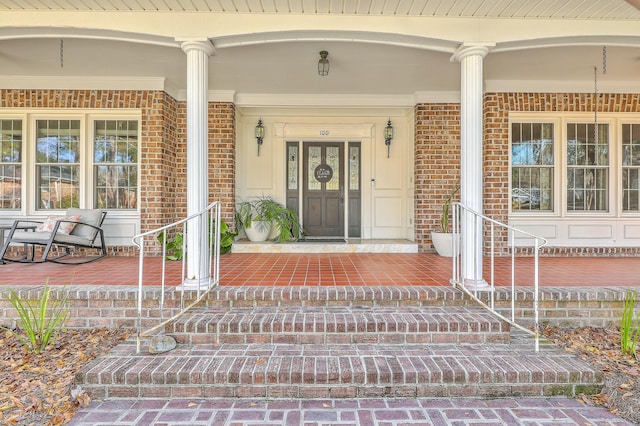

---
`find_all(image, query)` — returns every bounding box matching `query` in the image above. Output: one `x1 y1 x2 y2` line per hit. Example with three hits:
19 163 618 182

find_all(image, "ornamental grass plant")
2 284 69 354
620 289 640 358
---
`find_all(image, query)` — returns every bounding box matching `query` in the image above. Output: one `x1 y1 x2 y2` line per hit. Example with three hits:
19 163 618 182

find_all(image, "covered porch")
0 252 638 288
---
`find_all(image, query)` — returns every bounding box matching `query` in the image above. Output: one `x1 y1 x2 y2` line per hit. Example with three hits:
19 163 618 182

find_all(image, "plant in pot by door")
235 199 272 242
235 196 303 243
431 186 460 257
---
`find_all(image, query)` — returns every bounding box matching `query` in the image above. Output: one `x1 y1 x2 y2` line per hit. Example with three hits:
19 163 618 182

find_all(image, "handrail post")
452 202 546 351
133 201 222 352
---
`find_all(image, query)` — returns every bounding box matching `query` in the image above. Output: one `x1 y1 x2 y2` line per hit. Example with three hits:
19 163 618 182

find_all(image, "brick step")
166 306 510 345
76 339 604 400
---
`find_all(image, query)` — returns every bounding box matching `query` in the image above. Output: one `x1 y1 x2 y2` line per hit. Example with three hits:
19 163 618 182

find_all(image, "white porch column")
451 43 494 291
180 39 215 288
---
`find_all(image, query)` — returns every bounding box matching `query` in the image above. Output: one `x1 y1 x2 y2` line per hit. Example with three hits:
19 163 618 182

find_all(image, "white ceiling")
0 0 639 19
0 0 639 103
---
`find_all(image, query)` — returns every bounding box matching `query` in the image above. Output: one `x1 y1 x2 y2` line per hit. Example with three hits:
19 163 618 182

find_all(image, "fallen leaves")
0 327 131 425
544 325 640 425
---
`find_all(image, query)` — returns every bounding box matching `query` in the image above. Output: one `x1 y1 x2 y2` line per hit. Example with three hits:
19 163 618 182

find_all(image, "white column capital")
450 43 495 63
178 39 216 56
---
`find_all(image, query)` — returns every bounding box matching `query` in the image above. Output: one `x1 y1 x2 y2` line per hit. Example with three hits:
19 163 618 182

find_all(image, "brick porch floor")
0 253 638 287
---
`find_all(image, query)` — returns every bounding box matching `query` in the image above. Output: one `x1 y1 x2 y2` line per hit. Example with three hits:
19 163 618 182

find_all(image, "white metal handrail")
450 202 548 351
131 201 221 353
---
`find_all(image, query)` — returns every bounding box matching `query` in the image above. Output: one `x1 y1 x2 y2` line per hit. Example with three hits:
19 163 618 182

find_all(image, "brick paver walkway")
69 397 633 425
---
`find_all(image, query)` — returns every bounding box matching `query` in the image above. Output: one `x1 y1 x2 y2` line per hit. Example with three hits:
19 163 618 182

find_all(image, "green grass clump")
620 289 640 358
2 284 69 354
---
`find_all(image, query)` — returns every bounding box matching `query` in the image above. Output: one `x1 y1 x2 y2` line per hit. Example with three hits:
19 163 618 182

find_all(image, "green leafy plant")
217 220 237 254
157 231 184 260
620 289 640 357
157 219 236 260
438 185 460 233
235 196 302 242
2 284 69 354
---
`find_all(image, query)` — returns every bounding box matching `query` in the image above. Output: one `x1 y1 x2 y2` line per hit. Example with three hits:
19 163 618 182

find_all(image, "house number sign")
314 164 333 183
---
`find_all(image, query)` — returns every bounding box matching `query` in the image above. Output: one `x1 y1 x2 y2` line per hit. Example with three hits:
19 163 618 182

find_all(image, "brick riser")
168 306 511 345
77 340 603 400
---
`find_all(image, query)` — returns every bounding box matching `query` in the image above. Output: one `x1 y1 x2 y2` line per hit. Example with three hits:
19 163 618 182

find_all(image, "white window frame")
509 112 640 219
0 109 141 219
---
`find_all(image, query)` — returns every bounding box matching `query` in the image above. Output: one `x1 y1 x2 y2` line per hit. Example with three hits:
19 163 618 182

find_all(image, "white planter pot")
268 222 281 241
431 231 460 257
244 221 271 242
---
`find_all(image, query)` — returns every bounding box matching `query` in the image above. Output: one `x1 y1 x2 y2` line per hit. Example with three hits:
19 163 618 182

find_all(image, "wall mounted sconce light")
384 119 394 158
255 118 265 156
318 51 329 76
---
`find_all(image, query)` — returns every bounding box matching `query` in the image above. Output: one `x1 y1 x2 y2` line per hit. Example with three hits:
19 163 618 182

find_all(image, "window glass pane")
307 146 321 191
349 145 360 191
36 119 80 209
511 122 554 211
326 146 340 191
622 123 640 211
566 123 609 212
287 145 298 191
93 120 139 209
0 119 22 209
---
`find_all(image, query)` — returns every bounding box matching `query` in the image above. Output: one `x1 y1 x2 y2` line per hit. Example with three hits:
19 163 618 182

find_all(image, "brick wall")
414 104 461 252
484 93 640 256
0 90 237 254
208 103 236 227
0 286 629 330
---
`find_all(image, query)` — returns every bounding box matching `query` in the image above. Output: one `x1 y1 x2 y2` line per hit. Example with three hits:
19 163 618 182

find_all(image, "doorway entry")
286 141 361 238
303 142 344 237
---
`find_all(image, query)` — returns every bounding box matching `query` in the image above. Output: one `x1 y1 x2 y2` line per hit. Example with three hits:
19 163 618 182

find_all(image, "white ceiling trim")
213 30 458 53
0 76 167 91
493 35 640 53
233 93 418 108
0 26 180 48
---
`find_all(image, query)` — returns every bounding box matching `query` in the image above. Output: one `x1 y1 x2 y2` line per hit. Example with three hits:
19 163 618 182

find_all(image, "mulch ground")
543 325 640 425
0 326 638 425
0 328 131 426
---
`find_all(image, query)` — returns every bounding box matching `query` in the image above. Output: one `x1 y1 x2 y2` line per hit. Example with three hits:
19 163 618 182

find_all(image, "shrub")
2 284 69 354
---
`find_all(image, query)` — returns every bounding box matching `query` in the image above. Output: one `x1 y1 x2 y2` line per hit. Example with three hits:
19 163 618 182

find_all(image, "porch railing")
450 202 548 351
131 201 221 353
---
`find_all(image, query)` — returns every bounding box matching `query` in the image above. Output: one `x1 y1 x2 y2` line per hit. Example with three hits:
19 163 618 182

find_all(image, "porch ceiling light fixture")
318 50 329 76
255 118 265 156
384 119 394 158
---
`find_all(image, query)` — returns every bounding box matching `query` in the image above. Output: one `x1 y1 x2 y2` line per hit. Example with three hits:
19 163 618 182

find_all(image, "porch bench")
0 208 107 264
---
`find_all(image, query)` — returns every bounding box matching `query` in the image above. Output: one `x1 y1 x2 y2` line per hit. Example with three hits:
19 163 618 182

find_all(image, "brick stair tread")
168 306 508 334
77 339 604 399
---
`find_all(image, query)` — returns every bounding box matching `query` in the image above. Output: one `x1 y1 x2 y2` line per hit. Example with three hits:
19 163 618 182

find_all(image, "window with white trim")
566 123 609 212
0 112 140 215
36 119 81 209
93 120 138 210
511 122 554 212
622 123 640 212
510 114 640 219
0 119 22 210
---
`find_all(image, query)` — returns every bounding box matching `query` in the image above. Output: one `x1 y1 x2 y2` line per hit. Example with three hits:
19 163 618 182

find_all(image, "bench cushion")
66 208 104 239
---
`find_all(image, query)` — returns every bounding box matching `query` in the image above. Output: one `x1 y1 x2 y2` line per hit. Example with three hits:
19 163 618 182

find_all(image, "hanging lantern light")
318 51 329 76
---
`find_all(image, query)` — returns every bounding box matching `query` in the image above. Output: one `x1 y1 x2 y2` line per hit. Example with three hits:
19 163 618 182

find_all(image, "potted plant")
235 196 302 242
258 197 303 242
235 198 272 242
431 186 460 257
